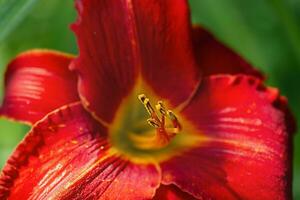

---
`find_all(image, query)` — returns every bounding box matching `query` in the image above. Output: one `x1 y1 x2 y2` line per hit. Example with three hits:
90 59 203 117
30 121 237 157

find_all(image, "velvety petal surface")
0 50 79 124
71 0 200 123
153 184 197 200
0 103 160 200
161 75 292 200
192 26 263 79
60 158 160 200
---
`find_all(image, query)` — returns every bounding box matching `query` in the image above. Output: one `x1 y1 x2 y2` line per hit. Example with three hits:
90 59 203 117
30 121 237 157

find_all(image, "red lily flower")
0 0 295 199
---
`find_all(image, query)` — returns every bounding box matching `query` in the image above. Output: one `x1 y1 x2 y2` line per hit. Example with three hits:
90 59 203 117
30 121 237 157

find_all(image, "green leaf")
0 0 40 42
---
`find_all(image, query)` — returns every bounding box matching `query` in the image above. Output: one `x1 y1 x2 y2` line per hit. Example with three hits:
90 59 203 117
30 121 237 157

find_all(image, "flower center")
108 86 202 164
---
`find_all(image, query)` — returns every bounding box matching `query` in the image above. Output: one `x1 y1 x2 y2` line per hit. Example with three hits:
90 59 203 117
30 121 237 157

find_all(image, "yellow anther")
144 98 153 115
166 110 181 130
147 118 160 128
138 94 154 116
138 94 146 102
167 110 177 121
155 101 166 115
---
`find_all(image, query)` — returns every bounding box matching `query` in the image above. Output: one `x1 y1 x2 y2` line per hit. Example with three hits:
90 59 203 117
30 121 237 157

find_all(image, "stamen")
167 110 177 120
138 94 155 116
138 94 146 102
167 110 181 129
137 94 183 148
155 101 167 115
138 94 182 131
147 118 160 128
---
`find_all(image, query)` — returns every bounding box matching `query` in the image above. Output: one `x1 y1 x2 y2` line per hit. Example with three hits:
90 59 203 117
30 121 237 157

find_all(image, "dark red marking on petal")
192 26 264 79
0 50 79 124
153 184 197 200
59 157 160 200
0 103 109 199
71 0 200 123
161 75 293 199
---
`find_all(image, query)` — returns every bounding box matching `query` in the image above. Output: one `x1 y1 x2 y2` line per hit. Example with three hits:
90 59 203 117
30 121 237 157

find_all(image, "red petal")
60 158 160 200
161 75 293 199
0 50 79 124
0 103 160 199
0 103 107 199
71 0 200 123
153 184 197 200
192 26 263 79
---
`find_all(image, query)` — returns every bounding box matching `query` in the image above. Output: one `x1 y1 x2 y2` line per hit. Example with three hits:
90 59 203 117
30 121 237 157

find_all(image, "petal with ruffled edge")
192 26 263 79
71 0 200 123
0 50 79 124
0 103 160 199
161 75 293 199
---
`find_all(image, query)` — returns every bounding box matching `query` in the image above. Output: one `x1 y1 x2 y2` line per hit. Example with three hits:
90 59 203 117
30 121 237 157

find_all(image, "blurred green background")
0 0 299 198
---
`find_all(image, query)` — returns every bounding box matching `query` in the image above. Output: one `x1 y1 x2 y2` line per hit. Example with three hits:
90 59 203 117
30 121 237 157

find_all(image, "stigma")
138 94 181 147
